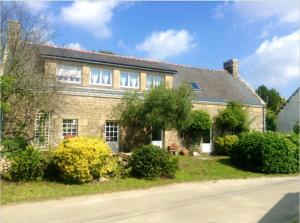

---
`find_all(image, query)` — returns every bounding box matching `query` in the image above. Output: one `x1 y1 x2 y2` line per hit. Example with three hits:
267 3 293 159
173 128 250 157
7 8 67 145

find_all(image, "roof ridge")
41 43 226 73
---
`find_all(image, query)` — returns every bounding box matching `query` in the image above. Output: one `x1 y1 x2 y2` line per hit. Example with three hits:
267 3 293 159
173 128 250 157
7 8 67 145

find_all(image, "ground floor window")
105 121 118 142
34 112 50 149
183 128 211 146
62 119 78 138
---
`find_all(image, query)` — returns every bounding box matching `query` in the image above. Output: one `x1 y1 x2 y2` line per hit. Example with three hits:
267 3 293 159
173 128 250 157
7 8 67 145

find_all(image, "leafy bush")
1 136 28 154
4 146 45 181
128 145 179 179
53 137 117 183
231 132 299 174
216 101 249 135
284 133 299 148
189 110 211 131
214 135 239 155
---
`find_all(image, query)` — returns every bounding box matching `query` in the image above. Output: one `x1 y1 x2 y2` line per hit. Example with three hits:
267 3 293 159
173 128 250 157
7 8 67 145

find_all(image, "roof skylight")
190 82 202 91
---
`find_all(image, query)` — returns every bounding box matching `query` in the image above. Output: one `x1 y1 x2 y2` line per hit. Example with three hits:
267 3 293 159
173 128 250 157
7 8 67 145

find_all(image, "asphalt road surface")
1 176 299 223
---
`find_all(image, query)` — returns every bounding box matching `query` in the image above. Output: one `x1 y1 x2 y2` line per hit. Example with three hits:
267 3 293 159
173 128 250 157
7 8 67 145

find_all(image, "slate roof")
39 44 264 106
39 45 177 74
168 64 264 106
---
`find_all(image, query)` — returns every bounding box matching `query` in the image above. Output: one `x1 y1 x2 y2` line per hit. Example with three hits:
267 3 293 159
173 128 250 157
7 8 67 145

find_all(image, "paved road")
1 177 299 223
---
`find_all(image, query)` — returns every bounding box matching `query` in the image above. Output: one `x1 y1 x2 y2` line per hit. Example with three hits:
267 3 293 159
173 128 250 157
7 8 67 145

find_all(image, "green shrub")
43 149 60 180
231 132 299 174
284 133 299 148
214 135 239 155
216 101 249 135
189 110 211 131
128 145 179 179
54 137 118 183
4 146 45 181
1 136 28 154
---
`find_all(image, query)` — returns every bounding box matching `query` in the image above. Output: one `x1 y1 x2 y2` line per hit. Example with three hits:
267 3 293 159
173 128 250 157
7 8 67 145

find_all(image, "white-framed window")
90 68 112 86
62 119 78 138
146 74 164 89
105 121 118 142
34 112 50 149
56 64 82 84
120 71 139 88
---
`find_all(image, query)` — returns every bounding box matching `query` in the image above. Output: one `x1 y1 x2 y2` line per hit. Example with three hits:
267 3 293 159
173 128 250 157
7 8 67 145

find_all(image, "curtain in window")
147 75 152 88
121 73 128 86
154 76 162 86
102 70 111 85
91 68 100 83
130 73 137 87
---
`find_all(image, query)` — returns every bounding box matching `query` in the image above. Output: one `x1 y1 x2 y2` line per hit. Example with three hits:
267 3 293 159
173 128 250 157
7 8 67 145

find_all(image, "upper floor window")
57 64 82 84
90 68 112 86
120 71 139 88
147 74 164 89
189 82 202 91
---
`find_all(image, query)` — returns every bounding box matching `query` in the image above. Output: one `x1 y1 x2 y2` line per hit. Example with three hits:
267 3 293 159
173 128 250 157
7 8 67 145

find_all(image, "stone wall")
51 94 264 150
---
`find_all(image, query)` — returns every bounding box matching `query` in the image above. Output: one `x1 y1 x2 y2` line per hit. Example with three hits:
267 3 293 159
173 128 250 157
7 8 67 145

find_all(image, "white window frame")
62 119 78 138
34 112 50 149
56 64 82 84
120 71 140 89
146 74 164 89
105 121 118 142
90 67 113 86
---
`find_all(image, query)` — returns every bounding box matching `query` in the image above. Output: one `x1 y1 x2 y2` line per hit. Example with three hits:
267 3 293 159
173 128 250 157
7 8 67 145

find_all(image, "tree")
293 121 299 134
115 83 194 149
266 110 276 131
256 85 285 113
216 101 249 135
0 2 59 139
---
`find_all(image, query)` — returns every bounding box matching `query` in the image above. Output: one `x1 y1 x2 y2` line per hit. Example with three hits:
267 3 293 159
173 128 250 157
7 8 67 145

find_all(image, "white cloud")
233 1 299 25
60 1 119 38
240 30 300 90
135 29 196 59
65 42 85 50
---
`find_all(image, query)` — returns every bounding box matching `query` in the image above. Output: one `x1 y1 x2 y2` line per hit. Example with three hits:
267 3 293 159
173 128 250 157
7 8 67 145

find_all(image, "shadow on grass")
216 157 262 173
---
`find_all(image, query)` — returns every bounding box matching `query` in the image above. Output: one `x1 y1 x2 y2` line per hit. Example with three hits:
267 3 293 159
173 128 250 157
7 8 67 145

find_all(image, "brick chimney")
223 59 239 79
7 20 21 49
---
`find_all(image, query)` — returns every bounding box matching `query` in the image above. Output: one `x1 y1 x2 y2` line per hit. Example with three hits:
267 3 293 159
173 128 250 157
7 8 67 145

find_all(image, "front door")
105 121 119 153
151 128 162 148
201 129 211 153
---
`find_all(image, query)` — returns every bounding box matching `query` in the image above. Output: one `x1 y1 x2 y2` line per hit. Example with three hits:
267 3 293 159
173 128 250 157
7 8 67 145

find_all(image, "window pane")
146 75 153 88
102 69 111 85
120 73 128 86
130 73 138 87
91 68 100 83
57 65 82 83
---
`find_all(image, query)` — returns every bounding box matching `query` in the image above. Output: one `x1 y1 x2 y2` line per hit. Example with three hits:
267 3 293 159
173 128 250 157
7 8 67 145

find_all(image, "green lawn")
0 156 289 204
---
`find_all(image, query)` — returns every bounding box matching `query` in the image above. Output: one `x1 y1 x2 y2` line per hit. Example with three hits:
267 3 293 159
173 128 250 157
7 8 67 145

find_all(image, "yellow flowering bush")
54 137 117 183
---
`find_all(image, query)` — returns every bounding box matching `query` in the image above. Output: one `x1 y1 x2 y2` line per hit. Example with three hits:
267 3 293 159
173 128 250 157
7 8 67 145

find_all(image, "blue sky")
27 1 299 98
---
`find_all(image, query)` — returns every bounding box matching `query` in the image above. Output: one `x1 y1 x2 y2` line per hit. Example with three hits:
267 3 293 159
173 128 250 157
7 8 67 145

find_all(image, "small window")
57 64 82 83
105 121 118 142
62 119 78 138
190 82 202 91
120 72 139 88
147 74 164 89
34 112 50 149
90 68 112 86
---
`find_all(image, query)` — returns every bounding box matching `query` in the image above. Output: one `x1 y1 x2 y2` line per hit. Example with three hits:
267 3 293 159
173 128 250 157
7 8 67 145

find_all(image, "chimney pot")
223 59 239 79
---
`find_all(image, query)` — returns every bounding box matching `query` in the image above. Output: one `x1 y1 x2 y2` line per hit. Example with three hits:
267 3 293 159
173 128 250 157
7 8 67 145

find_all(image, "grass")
0 156 291 205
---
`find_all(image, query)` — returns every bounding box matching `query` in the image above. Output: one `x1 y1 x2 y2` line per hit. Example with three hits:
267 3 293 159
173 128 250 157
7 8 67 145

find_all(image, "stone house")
4 21 265 153
276 87 299 133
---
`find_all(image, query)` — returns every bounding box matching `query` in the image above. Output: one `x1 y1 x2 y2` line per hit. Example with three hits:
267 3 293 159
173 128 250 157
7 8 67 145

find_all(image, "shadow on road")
258 192 299 223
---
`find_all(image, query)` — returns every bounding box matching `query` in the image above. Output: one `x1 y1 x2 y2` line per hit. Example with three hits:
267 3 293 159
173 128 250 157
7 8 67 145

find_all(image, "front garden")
1 85 299 205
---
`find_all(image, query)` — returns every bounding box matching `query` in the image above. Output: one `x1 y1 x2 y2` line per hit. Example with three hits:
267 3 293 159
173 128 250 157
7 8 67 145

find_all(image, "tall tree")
0 2 59 139
115 83 194 149
256 85 285 113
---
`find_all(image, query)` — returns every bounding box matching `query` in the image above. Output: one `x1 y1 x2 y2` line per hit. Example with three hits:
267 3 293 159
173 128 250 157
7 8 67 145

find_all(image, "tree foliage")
266 110 276 131
115 83 194 148
216 101 249 135
0 2 59 139
293 121 299 134
256 85 285 113
189 110 211 131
